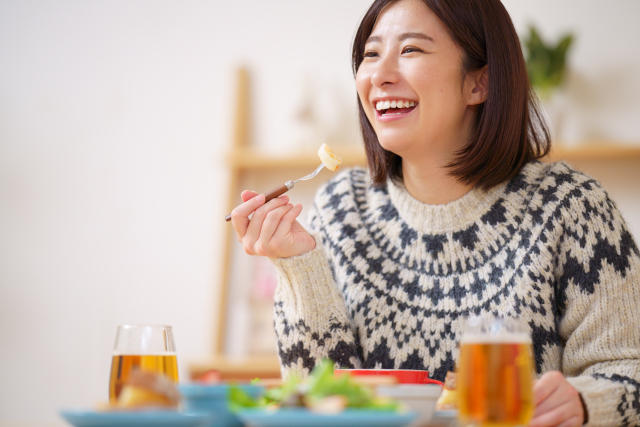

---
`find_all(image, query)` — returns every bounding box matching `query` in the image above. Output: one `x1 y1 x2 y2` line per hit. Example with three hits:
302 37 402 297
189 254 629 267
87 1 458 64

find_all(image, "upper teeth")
376 100 416 110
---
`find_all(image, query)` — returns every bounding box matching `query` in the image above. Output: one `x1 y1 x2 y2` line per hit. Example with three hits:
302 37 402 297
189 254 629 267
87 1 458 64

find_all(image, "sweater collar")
386 177 508 233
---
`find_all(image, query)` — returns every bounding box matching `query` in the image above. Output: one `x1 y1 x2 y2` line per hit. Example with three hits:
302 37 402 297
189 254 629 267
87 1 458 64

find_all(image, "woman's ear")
465 65 489 105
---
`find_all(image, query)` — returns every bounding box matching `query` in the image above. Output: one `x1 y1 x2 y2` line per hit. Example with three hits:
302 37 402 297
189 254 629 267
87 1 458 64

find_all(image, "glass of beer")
457 316 534 427
108 324 179 402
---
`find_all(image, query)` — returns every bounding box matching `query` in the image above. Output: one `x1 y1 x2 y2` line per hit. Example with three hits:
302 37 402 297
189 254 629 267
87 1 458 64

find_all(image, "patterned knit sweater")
270 161 640 427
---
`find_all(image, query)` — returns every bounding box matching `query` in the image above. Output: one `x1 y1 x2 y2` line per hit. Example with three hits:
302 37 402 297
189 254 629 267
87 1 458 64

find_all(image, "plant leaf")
523 24 574 94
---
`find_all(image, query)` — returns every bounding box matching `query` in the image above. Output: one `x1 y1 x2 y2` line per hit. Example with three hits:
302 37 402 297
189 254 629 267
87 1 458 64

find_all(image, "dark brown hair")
352 0 550 190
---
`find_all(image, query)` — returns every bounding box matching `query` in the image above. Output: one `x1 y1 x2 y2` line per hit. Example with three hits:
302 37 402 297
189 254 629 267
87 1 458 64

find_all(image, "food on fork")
318 143 342 171
224 144 342 222
435 371 457 411
109 370 180 410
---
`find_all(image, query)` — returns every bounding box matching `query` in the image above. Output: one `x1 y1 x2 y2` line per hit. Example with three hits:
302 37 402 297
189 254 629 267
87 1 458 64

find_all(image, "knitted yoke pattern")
270 161 640 427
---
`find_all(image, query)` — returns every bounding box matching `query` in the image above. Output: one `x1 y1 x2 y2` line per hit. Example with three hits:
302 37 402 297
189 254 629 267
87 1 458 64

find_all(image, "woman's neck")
401 157 474 205
397 104 479 205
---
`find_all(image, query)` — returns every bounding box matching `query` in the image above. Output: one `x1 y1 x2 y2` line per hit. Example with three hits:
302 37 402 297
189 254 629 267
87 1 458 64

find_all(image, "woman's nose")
371 56 400 88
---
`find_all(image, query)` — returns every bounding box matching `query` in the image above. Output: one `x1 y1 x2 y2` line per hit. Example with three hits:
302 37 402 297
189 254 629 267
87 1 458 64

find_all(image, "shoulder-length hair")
352 0 550 190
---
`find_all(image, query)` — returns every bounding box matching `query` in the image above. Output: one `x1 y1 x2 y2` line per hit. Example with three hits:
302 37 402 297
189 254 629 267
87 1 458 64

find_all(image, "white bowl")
376 384 442 426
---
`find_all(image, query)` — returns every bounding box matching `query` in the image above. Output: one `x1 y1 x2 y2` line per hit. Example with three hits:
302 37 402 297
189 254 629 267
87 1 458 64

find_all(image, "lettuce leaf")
229 359 400 412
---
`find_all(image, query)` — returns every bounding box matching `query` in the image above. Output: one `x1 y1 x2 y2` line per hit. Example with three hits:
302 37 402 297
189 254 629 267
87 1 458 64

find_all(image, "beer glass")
108 325 179 402
457 316 534 427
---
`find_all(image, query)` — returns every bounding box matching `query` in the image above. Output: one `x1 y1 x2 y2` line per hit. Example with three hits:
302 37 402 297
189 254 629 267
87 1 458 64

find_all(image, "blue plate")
237 408 417 427
179 384 264 427
59 409 212 427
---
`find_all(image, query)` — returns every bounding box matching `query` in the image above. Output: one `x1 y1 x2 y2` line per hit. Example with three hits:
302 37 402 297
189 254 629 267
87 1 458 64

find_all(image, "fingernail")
256 194 265 203
287 203 293 207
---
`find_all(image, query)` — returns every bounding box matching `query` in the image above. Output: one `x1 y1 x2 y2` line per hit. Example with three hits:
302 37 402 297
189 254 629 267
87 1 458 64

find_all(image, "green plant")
523 26 574 100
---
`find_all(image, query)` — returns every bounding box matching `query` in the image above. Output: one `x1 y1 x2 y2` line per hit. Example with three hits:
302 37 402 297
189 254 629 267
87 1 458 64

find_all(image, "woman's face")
356 0 479 161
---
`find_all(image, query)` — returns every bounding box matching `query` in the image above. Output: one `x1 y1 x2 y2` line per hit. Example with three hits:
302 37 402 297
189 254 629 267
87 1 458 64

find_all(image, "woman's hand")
230 190 316 259
530 371 586 427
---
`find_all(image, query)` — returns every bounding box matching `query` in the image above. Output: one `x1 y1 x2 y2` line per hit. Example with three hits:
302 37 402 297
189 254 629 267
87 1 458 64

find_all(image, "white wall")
0 0 639 423
503 0 640 143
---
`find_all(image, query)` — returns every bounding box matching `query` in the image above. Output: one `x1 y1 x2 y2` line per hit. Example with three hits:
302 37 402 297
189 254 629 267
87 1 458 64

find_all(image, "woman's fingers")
533 385 570 419
533 371 562 408
530 400 582 427
242 195 289 252
254 203 294 255
275 203 303 233
241 190 259 203
265 203 304 255
273 203 317 256
533 383 566 416
556 416 582 427
231 193 265 238
530 371 584 427
533 372 578 416
232 191 312 258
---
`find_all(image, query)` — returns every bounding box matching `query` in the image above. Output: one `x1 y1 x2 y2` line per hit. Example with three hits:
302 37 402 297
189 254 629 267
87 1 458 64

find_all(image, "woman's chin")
377 137 413 156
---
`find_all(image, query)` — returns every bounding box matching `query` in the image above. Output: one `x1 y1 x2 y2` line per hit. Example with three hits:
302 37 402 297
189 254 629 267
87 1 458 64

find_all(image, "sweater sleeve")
554 173 640 427
270 199 361 379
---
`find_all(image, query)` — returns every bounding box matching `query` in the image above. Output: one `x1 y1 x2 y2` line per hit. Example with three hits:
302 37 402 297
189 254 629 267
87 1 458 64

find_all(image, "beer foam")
460 332 531 344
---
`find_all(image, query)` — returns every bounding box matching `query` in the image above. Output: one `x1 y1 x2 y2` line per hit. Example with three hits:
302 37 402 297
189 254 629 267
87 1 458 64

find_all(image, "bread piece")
435 371 457 411
318 144 342 171
115 371 180 409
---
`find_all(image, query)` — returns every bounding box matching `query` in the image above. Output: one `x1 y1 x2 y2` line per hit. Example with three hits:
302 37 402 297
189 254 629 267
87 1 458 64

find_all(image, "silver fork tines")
285 163 325 190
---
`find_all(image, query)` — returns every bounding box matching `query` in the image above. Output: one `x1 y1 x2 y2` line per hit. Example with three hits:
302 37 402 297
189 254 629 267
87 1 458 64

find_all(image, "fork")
225 163 325 222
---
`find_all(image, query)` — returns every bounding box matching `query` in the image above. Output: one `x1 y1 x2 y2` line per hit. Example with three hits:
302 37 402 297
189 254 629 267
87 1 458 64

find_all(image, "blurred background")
1 0 639 425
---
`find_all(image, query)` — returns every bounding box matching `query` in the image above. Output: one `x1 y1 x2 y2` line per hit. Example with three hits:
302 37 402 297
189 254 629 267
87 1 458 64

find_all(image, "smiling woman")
353 0 550 194
228 1 640 427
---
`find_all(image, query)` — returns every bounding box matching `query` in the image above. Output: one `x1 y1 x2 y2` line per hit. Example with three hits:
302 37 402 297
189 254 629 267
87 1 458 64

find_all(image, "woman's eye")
402 46 423 54
363 50 379 58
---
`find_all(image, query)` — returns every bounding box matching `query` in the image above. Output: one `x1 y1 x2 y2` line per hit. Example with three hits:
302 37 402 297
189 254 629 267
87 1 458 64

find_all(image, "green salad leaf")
262 373 302 407
228 359 401 412
228 385 260 412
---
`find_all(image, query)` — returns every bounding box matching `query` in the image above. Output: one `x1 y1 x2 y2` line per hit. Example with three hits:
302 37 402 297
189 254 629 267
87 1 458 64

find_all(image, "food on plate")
318 144 342 171
109 353 178 401
305 395 349 414
106 370 180 410
435 371 457 411
229 359 401 414
196 369 222 384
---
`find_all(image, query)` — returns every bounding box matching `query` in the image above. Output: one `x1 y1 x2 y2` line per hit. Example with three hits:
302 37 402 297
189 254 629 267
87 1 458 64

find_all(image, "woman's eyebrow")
399 32 434 42
366 32 435 44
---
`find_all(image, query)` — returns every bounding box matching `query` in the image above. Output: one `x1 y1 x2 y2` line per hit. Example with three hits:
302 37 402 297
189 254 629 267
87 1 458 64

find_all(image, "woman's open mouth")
375 99 417 120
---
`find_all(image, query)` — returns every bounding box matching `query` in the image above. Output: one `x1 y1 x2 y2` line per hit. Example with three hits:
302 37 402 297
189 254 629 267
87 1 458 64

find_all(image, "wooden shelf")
225 146 367 170
226 143 640 169
190 355 281 381
547 143 640 161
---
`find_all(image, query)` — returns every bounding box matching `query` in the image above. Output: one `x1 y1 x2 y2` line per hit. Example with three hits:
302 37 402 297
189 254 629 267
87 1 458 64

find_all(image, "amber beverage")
457 317 534 427
108 325 178 403
109 353 179 401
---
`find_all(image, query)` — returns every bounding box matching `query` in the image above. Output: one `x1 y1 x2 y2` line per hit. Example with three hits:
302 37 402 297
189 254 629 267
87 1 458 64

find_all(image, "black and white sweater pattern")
270 161 640 427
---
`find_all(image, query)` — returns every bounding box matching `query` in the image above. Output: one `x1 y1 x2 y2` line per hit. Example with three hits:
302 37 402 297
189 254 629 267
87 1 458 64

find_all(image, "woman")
230 0 640 426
